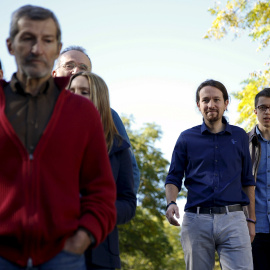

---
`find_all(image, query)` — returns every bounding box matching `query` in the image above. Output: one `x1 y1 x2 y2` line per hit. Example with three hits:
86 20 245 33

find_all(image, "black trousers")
252 233 270 270
86 263 114 270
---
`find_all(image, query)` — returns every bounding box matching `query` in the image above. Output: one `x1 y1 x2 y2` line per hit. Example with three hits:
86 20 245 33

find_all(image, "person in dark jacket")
68 71 136 270
248 88 270 270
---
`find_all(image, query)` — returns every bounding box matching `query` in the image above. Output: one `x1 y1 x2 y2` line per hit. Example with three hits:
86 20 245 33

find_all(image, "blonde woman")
68 72 136 270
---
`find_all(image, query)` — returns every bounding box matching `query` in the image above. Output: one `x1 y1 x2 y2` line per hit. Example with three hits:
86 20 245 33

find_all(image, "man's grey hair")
9 5 61 44
55 46 92 71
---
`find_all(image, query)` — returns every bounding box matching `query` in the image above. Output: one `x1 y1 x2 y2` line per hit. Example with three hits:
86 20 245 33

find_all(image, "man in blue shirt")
53 46 140 194
248 88 270 270
165 79 255 270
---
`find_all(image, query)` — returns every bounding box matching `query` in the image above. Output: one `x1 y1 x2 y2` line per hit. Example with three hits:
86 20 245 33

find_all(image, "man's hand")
166 204 180 226
242 185 256 243
247 222 256 243
63 229 91 255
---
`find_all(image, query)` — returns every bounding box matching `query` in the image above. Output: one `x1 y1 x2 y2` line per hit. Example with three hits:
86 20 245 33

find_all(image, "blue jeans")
0 251 86 270
181 210 253 270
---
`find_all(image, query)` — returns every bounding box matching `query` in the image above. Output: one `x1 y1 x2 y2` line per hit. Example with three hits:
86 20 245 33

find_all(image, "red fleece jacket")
0 78 116 266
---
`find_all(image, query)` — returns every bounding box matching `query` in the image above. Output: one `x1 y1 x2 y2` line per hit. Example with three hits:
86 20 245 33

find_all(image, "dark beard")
206 111 220 123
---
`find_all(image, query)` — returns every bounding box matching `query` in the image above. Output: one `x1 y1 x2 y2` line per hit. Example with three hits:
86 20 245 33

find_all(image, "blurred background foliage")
205 0 270 131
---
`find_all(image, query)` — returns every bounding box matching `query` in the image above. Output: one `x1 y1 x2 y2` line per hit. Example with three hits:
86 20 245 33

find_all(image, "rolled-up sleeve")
165 133 187 191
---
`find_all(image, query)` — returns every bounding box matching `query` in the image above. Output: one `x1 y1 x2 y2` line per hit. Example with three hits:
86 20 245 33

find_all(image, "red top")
0 77 116 266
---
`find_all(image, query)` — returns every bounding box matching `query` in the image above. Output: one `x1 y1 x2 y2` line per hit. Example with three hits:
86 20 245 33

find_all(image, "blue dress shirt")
166 117 255 210
255 126 270 233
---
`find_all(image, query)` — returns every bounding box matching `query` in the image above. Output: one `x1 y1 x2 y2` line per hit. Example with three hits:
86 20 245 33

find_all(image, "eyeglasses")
57 61 90 72
256 105 270 112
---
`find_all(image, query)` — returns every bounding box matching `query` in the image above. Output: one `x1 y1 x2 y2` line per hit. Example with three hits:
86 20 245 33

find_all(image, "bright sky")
1 0 268 222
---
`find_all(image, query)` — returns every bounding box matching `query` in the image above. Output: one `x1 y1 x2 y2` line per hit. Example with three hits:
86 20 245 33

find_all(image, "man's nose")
74 89 83 96
31 41 43 55
208 99 214 107
72 66 81 74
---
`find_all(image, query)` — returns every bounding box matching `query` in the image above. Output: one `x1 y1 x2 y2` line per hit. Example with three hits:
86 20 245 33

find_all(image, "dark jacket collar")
109 136 130 156
248 125 259 145
0 79 8 88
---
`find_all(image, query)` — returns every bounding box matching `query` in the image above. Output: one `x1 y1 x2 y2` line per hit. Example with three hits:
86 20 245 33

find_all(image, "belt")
185 204 243 214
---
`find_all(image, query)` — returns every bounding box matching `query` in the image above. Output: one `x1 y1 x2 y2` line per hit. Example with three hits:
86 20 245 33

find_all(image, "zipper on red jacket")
26 153 35 265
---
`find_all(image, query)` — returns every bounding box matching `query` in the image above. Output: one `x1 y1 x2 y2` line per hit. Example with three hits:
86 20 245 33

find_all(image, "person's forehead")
70 76 90 92
17 17 57 37
258 96 270 105
72 75 88 85
59 50 90 66
199 85 223 97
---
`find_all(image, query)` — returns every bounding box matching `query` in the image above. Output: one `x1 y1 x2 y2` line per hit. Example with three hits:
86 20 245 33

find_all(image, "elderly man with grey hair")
0 5 117 269
53 45 141 195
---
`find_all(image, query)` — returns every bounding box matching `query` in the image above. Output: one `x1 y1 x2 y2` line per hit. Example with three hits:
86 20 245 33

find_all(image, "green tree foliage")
205 0 270 129
118 117 185 270
204 0 270 50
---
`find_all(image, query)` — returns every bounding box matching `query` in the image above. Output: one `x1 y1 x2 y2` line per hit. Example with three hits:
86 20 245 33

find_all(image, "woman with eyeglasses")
67 72 136 270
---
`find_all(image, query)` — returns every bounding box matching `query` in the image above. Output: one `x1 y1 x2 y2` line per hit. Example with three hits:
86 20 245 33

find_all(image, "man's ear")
224 99 229 111
52 43 62 78
56 42 62 58
254 109 258 115
197 101 201 111
52 69 57 78
6 38 15 55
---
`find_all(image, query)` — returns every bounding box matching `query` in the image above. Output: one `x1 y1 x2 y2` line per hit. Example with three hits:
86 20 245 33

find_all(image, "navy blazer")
85 136 137 269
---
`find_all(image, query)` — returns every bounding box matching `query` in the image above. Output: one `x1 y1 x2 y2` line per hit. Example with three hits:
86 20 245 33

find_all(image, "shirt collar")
201 116 232 135
256 125 269 142
255 125 261 136
8 73 70 96
9 73 53 96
